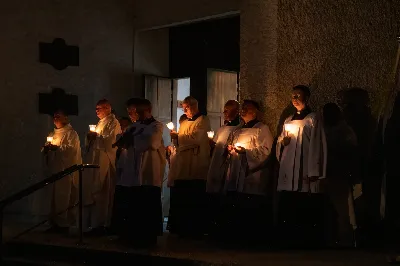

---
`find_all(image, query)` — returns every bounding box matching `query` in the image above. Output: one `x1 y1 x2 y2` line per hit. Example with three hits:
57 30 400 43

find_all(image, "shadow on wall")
384 93 400 228
339 88 385 237
108 69 134 116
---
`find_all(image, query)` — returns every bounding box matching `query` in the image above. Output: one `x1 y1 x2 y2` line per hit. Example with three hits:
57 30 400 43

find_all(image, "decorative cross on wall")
39 38 79 70
38 88 79 115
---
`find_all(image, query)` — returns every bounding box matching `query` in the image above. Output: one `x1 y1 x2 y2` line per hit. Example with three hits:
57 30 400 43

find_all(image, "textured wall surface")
241 0 400 135
134 0 240 30
0 0 134 213
240 0 279 132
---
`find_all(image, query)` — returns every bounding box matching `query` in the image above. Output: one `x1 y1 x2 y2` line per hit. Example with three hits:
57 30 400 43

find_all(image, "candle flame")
207 131 215 139
234 142 243 148
47 136 53 143
89 125 96 132
166 122 174 130
285 124 298 135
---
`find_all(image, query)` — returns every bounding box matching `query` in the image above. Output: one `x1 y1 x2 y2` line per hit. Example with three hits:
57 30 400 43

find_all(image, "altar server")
113 98 165 247
223 100 273 243
84 99 121 235
169 96 211 236
41 110 81 233
276 85 327 247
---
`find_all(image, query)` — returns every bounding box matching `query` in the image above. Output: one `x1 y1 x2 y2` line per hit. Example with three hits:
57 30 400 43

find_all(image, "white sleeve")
245 124 273 171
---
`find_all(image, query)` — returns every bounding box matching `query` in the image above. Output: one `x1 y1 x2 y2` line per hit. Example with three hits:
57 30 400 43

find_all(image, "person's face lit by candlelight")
291 86 310 112
53 111 68 129
127 106 139 122
125 98 142 123
96 100 112 120
223 100 239 122
181 96 199 119
240 102 258 123
182 103 193 119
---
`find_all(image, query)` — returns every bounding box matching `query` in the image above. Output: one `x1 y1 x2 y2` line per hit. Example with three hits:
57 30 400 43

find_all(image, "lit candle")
234 142 243 148
89 125 96 132
284 124 298 135
207 131 215 139
47 136 53 143
166 122 175 130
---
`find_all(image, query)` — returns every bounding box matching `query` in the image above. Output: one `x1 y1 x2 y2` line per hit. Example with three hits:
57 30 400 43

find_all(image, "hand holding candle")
284 124 298 136
207 131 215 139
87 125 98 141
234 142 246 154
283 123 298 146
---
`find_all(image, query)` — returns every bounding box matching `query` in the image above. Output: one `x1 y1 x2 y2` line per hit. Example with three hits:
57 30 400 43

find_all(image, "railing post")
79 168 83 244
0 206 4 263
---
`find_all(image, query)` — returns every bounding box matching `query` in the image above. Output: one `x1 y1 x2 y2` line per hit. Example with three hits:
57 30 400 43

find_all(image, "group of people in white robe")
39 84 360 248
39 98 165 247
166 87 358 248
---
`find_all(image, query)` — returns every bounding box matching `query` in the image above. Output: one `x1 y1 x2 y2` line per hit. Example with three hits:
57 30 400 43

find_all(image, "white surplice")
118 120 166 187
84 113 121 228
276 112 327 193
206 123 242 193
224 122 273 195
168 115 211 181
38 124 82 227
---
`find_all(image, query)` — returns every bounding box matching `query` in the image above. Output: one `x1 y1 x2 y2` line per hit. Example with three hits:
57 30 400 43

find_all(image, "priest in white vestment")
168 96 211 236
83 99 121 235
222 100 273 243
41 110 81 233
323 103 357 247
276 85 327 247
205 100 241 236
113 98 165 247
207 100 242 193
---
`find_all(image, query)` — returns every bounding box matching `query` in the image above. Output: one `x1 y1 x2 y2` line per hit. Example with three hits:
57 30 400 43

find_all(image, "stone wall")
241 0 400 134
0 0 134 213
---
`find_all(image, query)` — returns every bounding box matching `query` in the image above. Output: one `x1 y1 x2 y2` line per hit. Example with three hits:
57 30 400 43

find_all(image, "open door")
144 75 173 219
144 75 173 147
207 69 239 131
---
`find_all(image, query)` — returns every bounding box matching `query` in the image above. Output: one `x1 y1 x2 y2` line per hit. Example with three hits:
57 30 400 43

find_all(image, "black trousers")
111 185 162 244
169 179 207 236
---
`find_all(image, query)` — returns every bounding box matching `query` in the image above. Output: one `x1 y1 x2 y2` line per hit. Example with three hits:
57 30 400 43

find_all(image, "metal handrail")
0 163 99 262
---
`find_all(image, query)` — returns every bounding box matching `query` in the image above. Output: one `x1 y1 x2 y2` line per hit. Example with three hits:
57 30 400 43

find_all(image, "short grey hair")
182 96 198 108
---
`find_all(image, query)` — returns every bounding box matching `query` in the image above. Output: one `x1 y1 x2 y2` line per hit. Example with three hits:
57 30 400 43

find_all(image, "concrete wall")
241 0 400 134
135 0 400 136
133 28 170 97
0 0 134 213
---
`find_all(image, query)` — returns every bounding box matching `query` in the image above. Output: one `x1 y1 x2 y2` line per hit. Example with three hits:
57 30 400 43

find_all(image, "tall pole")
79 168 83 244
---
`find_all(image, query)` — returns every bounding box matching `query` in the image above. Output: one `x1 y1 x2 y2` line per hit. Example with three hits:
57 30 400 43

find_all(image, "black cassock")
112 185 162 245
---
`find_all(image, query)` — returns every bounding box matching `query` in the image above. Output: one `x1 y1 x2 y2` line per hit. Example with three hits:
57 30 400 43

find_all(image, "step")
3 241 216 266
